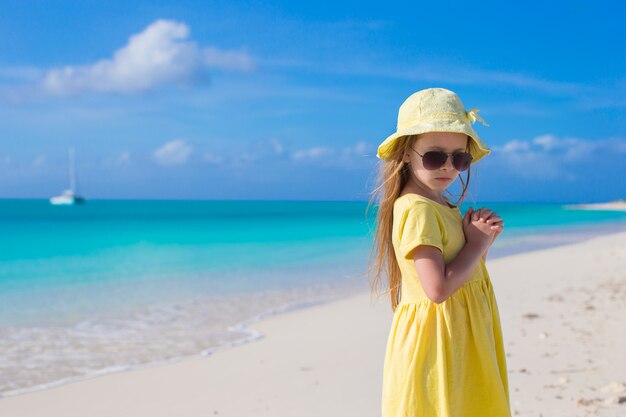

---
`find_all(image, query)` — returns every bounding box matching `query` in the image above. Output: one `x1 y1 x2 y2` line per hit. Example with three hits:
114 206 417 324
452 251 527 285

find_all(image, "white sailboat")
50 147 86 205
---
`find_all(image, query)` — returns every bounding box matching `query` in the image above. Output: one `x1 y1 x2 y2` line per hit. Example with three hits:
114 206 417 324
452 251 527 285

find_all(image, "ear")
402 148 411 163
403 136 416 162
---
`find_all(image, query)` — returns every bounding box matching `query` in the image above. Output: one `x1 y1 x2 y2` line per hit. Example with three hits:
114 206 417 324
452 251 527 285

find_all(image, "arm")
412 207 501 304
412 242 487 304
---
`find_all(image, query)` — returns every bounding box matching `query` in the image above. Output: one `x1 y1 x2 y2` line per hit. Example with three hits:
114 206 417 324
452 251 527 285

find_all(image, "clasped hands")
462 207 504 259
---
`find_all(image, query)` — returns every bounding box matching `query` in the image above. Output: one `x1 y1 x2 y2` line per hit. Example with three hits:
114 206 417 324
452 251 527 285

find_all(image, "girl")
367 88 511 416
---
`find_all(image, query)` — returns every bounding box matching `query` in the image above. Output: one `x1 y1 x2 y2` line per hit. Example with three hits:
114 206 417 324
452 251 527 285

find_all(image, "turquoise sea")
1 198 625 397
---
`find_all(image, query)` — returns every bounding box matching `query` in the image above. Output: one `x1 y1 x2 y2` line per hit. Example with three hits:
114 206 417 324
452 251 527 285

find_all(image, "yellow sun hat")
377 87 491 163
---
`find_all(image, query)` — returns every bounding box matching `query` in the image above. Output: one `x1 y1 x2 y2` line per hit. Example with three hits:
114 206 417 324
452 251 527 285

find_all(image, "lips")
435 177 452 181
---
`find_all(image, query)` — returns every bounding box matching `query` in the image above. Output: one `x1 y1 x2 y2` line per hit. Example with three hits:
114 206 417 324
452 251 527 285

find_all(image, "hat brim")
376 120 490 163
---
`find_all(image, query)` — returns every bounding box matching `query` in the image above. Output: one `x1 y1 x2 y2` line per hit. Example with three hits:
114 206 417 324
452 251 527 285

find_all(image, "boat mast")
69 147 77 193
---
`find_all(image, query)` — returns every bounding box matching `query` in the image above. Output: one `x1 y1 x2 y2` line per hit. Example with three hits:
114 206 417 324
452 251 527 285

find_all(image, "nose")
441 155 455 170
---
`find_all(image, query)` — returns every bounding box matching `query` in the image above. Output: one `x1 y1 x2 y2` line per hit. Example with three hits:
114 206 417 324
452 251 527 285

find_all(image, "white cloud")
530 134 599 162
498 139 530 153
290 141 374 169
207 139 374 169
42 19 254 96
340 140 373 158
291 146 334 160
496 150 566 180
491 134 626 181
153 139 193 166
227 138 287 167
532 134 557 150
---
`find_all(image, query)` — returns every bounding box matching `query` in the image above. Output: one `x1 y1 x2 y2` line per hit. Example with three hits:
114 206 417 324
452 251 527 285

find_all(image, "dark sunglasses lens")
453 152 472 171
422 151 448 170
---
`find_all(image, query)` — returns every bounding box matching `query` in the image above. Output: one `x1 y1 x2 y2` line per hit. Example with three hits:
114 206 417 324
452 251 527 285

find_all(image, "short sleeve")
398 202 444 260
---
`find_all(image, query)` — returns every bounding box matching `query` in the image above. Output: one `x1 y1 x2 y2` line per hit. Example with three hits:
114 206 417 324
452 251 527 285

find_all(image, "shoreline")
1 222 626 404
0 294 348 399
0 277 367 399
0 230 625 415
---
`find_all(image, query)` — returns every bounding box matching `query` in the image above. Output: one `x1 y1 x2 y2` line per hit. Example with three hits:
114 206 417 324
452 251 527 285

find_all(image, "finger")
478 210 493 221
485 211 499 221
485 215 502 224
475 209 489 222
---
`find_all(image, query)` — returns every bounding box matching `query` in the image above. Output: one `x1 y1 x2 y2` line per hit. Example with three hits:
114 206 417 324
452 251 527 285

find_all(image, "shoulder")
394 198 446 255
394 198 444 232
396 196 441 218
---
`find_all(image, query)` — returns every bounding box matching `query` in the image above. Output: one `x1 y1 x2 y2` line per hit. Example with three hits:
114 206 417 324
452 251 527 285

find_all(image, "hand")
468 207 505 257
463 207 497 253
471 207 504 237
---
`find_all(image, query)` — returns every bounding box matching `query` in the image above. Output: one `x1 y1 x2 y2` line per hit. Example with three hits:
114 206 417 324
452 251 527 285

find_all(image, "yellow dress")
381 193 511 417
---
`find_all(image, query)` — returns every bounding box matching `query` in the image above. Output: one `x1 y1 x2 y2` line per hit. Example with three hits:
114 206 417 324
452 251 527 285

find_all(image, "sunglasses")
410 146 473 171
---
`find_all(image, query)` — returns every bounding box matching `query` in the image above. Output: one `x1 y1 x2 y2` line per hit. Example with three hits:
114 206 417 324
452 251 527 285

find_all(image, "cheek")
410 156 426 170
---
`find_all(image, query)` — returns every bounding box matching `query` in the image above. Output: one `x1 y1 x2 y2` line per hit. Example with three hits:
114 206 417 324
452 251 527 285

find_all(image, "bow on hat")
466 108 489 127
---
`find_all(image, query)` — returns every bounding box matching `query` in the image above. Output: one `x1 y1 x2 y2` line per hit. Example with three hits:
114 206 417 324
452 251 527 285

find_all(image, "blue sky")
0 0 624 202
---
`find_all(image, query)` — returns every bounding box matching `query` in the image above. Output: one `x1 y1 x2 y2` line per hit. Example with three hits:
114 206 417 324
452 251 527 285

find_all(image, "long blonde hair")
366 134 472 312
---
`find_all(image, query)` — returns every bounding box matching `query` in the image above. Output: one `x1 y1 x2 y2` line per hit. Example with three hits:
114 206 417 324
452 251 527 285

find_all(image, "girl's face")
403 132 469 194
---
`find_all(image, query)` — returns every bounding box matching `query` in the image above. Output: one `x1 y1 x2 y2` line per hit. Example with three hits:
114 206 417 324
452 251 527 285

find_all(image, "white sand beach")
0 232 625 417
566 200 626 211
